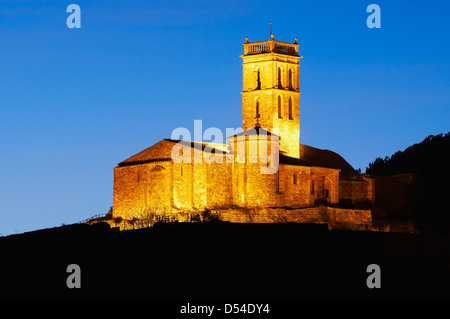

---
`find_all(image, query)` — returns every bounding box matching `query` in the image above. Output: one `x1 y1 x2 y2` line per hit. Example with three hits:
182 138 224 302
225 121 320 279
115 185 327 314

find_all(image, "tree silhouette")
366 132 450 237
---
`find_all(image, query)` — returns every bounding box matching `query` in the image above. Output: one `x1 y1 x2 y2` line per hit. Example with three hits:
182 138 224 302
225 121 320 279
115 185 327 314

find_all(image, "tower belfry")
241 34 302 158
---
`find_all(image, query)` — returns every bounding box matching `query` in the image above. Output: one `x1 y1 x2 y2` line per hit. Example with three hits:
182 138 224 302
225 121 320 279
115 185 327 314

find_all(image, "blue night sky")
1 0 449 235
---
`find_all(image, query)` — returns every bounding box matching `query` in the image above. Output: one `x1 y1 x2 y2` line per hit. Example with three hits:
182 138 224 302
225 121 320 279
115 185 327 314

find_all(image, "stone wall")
278 165 312 206
216 206 373 231
339 176 375 204
114 159 345 220
311 167 340 203
113 160 173 220
206 161 233 208
173 163 193 210
228 135 280 207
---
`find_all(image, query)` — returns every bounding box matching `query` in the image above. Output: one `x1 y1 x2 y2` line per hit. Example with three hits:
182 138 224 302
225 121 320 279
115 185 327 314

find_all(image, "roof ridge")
227 126 280 138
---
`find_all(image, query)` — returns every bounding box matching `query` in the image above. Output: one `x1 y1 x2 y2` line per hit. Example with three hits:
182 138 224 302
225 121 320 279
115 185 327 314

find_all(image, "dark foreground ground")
0 222 449 299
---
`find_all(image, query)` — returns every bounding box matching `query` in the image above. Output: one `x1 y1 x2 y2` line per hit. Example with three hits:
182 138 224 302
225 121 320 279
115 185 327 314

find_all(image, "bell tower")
241 34 302 158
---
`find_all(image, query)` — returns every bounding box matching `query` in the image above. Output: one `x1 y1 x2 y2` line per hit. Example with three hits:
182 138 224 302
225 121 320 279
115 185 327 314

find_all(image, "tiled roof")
165 139 229 153
117 139 228 167
298 144 356 175
279 153 315 167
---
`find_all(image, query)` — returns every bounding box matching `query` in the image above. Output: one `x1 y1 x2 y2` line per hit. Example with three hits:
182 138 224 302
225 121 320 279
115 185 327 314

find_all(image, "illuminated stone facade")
112 35 375 222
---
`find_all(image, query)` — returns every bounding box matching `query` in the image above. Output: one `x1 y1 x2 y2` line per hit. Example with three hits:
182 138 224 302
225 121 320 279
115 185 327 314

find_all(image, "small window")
310 179 314 194
256 99 260 118
278 96 282 118
289 69 293 89
278 67 283 88
256 69 261 90
181 166 183 177
293 173 297 185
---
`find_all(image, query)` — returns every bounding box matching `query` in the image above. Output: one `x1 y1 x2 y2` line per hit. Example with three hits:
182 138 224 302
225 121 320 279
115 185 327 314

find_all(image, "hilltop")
367 132 450 177
1 221 449 299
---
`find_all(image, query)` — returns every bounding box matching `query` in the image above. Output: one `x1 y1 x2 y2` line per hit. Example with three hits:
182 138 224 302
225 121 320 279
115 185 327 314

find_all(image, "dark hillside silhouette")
366 132 450 236
1 222 449 299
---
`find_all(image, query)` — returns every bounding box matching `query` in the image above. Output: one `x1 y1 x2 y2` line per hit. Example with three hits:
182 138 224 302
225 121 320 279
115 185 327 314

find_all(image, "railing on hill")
78 214 107 224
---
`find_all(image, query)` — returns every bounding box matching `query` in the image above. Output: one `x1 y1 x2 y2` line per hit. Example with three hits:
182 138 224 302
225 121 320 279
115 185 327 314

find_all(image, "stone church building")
112 34 375 222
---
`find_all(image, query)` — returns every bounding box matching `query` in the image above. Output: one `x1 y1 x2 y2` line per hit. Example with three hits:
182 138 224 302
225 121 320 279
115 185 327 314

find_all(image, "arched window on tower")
256 99 260 118
278 67 283 89
256 69 261 90
288 97 293 120
278 96 282 118
289 69 293 89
